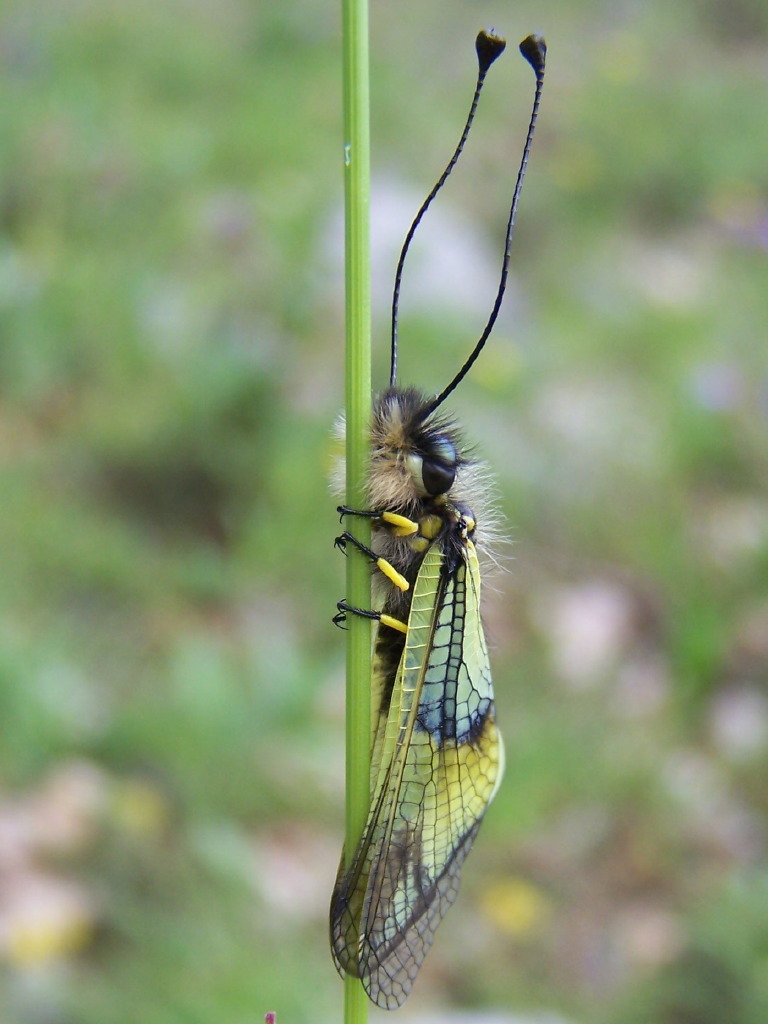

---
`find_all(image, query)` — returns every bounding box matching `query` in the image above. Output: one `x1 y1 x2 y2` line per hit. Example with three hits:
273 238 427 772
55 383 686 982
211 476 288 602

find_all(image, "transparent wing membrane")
331 543 503 1008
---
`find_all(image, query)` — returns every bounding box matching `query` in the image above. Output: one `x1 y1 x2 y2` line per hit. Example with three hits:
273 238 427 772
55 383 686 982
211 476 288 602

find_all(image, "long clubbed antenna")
389 29 507 389
424 34 547 416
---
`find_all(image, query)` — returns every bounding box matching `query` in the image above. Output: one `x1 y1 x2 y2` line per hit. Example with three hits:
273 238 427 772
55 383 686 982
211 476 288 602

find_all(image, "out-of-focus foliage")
0 1 767 1022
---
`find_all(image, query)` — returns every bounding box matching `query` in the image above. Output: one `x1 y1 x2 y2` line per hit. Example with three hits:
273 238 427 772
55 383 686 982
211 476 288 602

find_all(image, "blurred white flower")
534 580 634 689
709 686 768 761
614 903 685 968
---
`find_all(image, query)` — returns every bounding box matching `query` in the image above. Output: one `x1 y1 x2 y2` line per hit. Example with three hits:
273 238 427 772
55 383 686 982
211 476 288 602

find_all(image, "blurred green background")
1 0 767 1022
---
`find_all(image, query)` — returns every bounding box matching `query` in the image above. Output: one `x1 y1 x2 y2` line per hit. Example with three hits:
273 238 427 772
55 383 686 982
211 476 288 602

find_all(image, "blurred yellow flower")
8 912 92 967
109 778 170 836
480 877 550 938
2 876 93 967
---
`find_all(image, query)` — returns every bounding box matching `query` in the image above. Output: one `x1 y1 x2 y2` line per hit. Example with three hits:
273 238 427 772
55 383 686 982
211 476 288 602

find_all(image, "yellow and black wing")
331 539 504 1009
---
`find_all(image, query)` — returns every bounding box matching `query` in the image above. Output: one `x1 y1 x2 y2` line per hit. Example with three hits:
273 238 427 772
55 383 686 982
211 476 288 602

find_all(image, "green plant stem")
341 0 371 1020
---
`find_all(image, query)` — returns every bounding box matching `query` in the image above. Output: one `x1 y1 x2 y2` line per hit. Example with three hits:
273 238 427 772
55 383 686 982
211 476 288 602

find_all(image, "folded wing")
331 540 503 1009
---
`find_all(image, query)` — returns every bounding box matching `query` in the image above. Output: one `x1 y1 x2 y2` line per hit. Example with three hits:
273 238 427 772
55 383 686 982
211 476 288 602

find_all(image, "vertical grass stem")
341 0 371 1020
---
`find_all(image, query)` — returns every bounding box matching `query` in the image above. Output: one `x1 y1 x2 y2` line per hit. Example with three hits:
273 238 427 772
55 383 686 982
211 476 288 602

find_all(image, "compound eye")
421 459 456 496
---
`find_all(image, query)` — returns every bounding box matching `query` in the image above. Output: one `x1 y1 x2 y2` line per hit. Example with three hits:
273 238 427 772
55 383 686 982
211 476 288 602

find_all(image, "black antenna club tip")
476 29 506 73
519 34 546 75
